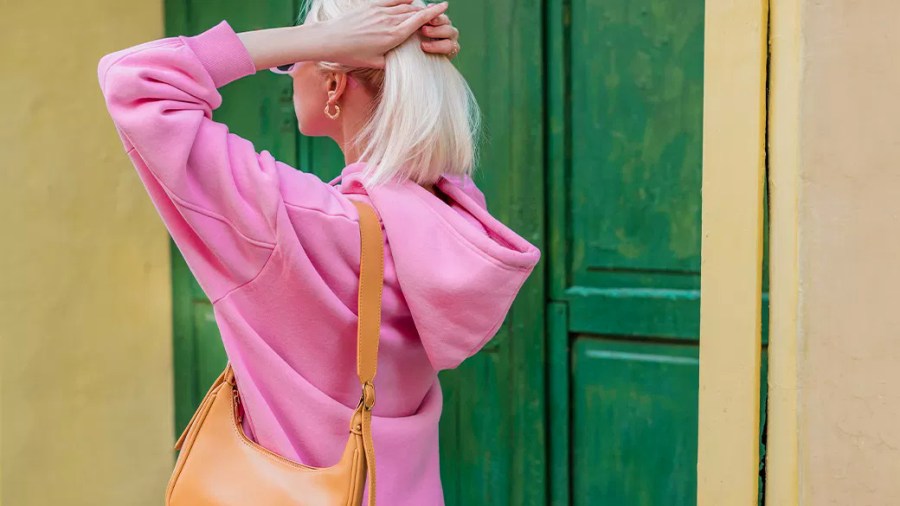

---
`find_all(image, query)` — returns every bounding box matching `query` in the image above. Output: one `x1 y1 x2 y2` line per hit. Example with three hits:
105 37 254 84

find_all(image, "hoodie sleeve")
97 20 322 303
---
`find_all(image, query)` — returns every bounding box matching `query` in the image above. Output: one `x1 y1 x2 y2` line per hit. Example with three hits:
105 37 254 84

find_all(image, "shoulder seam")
177 198 276 249
211 240 279 305
126 147 276 249
212 200 280 304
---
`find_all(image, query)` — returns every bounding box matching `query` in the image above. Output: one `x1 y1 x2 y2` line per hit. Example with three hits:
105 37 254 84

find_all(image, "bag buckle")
360 381 376 411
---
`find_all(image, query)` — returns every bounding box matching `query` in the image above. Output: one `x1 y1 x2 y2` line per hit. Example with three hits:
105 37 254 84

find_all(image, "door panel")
568 287 700 339
566 0 705 337
573 338 699 505
570 0 704 277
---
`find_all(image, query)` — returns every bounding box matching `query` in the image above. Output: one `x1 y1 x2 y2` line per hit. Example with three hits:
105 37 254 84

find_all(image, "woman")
97 0 540 503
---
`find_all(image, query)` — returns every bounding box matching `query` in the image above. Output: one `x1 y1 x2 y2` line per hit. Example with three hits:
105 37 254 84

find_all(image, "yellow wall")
0 1 174 504
704 0 900 503
768 0 900 504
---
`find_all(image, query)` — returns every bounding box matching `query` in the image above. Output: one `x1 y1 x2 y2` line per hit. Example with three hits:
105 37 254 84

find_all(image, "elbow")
97 49 135 96
97 52 118 95
96 53 137 152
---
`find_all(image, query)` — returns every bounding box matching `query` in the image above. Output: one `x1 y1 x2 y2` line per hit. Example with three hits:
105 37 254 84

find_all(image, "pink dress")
98 19 540 505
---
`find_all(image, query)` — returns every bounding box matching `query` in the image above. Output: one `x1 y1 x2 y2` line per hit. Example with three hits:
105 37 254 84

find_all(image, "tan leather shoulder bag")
166 200 383 506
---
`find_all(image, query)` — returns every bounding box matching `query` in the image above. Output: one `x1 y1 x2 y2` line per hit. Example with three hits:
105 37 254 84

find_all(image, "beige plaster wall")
0 0 174 504
796 1 900 504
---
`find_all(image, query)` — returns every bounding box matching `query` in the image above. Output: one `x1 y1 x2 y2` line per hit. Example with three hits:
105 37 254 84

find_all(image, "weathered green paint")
547 302 570 506
566 288 769 344
568 286 700 339
548 0 709 502
544 2 572 503
573 337 700 505
166 1 547 504
545 0 570 305
567 0 705 315
574 1 703 268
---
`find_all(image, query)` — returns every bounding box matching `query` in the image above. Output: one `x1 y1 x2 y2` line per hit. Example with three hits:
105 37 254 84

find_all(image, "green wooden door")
547 0 769 504
546 0 707 504
165 1 546 505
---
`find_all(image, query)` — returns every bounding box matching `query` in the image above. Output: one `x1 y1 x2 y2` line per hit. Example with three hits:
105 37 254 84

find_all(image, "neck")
334 107 437 195
337 122 365 166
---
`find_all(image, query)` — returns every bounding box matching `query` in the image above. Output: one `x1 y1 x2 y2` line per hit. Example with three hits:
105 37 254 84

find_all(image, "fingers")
420 23 457 40
377 0 414 6
428 14 450 26
396 1 449 36
385 3 422 15
421 38 459 58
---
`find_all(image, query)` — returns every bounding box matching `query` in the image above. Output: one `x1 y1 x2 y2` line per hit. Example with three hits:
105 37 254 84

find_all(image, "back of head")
301 0 481 187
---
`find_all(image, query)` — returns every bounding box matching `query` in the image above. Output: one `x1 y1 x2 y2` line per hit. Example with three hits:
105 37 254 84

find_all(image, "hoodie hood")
331 163 541 370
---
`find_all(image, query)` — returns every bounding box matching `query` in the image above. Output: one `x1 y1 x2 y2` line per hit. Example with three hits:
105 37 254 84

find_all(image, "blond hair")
300 0 481 187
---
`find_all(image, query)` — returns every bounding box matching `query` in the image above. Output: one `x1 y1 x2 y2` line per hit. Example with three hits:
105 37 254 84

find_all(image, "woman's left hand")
419 13 460 59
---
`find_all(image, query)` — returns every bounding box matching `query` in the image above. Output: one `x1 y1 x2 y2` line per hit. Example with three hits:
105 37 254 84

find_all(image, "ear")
325 71 350 104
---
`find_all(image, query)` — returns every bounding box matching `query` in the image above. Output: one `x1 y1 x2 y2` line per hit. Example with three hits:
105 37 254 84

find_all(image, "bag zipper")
230 386 320 470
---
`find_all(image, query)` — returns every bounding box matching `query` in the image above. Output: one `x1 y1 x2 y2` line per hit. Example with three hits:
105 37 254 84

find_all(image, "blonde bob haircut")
300 0 481 187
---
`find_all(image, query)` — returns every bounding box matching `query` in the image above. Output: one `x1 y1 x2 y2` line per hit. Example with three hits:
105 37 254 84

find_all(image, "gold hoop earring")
324 101 341 120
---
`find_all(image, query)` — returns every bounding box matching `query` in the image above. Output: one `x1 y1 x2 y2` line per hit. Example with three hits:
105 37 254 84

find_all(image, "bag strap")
350 199 383 506
352 200 382 393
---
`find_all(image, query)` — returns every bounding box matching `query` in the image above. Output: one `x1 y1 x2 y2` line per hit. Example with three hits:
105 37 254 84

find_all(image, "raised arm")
98 20 287 303
235 0 450 70
96 2 451 302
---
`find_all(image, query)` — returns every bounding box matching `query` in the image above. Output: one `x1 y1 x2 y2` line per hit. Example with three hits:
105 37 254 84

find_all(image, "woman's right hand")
314 0 450 68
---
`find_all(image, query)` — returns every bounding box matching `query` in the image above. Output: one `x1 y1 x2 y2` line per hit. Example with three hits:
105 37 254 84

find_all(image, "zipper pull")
233 389 244 423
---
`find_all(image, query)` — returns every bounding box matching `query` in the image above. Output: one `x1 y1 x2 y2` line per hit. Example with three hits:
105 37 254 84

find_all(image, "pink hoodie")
98 19 540 505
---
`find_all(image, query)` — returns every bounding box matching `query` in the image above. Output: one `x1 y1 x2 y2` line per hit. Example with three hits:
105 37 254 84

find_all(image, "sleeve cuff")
180 19 257 88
